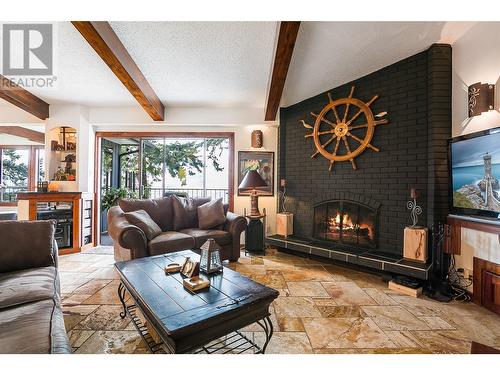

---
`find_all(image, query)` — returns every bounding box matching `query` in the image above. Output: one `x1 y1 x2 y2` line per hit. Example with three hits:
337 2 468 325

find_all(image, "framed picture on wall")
237 151 274 196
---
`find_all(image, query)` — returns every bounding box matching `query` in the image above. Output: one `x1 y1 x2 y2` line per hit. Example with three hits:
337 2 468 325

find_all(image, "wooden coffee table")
115 250 279 354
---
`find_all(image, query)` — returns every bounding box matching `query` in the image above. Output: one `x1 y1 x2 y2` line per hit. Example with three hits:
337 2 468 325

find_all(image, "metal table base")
118 282 274 354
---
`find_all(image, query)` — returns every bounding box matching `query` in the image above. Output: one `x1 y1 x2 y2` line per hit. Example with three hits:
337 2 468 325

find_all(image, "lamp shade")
238 170 268 190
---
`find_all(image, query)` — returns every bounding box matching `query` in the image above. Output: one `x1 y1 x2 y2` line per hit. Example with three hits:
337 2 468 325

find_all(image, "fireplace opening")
313 199 378 249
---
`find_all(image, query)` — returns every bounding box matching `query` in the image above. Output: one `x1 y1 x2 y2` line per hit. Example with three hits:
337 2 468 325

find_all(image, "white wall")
89 106 268 127
45 105 94 192
451 22 500 276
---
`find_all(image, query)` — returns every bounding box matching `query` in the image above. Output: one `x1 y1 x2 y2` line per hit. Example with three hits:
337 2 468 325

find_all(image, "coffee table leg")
118 282 128 319
256 315 274 354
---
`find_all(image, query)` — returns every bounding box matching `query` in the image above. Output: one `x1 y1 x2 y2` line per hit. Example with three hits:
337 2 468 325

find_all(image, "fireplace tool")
425 223 453 302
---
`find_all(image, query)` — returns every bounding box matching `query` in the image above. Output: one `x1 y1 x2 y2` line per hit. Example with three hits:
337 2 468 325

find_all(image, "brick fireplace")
312 195 380 250
267 44 452 279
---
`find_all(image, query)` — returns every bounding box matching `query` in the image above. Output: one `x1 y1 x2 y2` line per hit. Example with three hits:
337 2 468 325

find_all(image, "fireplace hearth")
267 190 430 280
313 199 378 249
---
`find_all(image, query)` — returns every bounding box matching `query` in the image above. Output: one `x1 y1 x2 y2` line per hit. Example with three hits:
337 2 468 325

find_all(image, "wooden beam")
0 126 45 143
72 21 165 121
0 74 50 120
265 21 301 121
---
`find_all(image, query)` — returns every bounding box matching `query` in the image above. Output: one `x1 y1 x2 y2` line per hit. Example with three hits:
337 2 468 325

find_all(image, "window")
142 137 229 202
100 135 231 203
0 146 44 203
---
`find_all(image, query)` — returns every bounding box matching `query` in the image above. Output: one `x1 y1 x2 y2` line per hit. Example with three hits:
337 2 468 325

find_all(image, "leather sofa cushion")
124 209 162 240
198 198 226 229
119 196 174 231
0 267 57 309
0 220 56 273
172 195 211 230
0 299 70 354
148 231 195 256
179 228 231 248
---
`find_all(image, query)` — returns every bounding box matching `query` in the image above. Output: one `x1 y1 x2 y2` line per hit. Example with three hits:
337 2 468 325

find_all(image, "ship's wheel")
301 85 388 171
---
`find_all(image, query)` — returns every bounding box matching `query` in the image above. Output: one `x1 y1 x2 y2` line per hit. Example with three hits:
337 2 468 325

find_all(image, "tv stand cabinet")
446 215 500 255
17 191 95 255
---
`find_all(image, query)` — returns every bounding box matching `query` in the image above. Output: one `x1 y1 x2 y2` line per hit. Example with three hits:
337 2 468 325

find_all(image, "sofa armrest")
52 239 59 268
107 206 148 259
224 212 247 261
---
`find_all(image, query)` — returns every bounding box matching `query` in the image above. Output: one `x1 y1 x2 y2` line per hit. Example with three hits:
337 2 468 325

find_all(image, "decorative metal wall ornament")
279 178 288 213
300 85 389 171
251 130 263 148
407 189 422 228
468 82 495 117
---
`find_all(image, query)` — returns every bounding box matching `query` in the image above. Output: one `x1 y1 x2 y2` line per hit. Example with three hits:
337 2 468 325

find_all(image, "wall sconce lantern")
251 130 263 148
468 82 495 117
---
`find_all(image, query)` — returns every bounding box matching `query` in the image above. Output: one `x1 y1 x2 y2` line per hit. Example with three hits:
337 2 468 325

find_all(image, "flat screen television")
449 126 500 220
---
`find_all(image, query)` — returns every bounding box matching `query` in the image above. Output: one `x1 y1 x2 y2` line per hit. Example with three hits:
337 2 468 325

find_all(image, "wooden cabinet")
81 197 94 248
447 216 500 255
17 192 95 255
482 271 500 315
474 257 500 316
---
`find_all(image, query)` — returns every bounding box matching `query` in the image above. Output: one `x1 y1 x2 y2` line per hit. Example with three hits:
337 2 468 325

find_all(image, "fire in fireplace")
313 199 378 249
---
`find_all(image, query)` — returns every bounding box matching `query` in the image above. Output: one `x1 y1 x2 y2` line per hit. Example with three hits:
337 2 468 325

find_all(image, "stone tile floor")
60 246 500 354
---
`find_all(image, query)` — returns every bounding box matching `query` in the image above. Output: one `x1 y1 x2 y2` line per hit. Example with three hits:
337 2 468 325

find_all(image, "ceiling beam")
72 21 165 121
265 21 301 121
0 126 45 143
0 74 50 120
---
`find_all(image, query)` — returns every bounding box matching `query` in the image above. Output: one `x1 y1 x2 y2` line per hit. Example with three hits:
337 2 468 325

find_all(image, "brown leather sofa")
0 220 71 354
107 196 247 262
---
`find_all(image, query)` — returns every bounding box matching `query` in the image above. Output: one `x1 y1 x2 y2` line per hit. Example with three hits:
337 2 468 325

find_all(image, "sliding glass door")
140 137 229 201
99 134 232 244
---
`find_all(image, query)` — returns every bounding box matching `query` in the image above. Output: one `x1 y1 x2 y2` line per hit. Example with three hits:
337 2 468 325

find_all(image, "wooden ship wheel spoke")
301 85 389 171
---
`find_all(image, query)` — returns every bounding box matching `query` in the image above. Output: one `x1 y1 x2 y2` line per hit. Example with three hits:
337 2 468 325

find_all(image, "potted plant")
101 187 137 211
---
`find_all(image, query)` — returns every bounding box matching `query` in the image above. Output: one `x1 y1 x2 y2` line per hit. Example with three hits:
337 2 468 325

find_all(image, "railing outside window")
146 187 229 203
0 186 28 202
0 146 44 204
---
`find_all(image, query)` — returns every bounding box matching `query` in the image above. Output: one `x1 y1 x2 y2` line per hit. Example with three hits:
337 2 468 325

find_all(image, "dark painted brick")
279 44 452 256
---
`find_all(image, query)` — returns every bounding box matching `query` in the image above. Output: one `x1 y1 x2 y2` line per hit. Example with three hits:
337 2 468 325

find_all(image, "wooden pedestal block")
403 227 428 262
276 213 293 237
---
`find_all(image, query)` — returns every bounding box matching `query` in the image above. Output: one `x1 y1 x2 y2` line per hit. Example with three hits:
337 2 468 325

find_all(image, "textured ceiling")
281 22 453 106
0 21 478 113
0 22 137 107
110 21 277 108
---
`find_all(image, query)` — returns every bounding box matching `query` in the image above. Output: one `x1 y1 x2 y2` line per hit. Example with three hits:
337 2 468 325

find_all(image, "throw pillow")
198 198 226 229
118 196 174 231
172 195 211 230
124 209 162 241
0 220 56 273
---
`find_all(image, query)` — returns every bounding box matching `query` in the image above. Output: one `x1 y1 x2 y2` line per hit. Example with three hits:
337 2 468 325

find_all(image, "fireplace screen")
313 200 377 249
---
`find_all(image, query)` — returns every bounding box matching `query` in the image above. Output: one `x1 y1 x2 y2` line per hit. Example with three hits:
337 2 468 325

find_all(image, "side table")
244 208 266 255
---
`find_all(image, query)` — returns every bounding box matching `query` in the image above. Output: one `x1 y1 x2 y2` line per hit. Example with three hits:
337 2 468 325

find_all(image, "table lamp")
238 170 268 217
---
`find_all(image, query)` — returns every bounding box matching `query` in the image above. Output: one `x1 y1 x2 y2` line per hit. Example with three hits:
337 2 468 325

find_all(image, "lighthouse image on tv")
452 131 500 213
